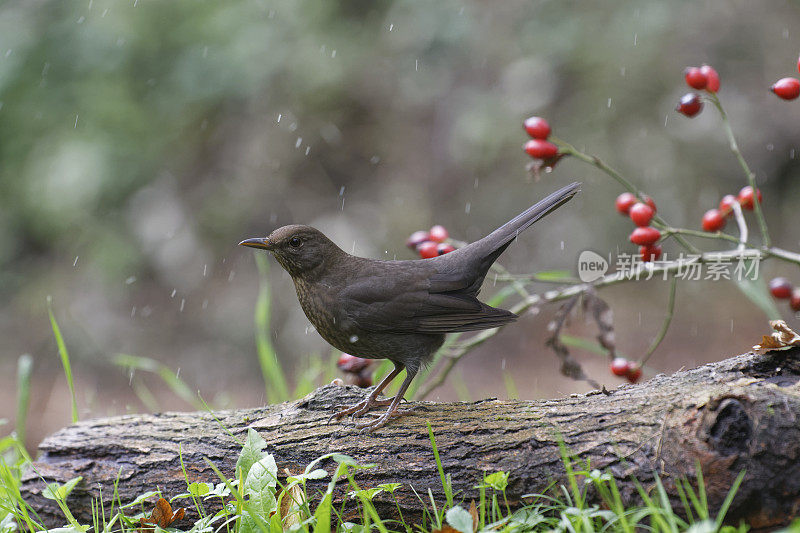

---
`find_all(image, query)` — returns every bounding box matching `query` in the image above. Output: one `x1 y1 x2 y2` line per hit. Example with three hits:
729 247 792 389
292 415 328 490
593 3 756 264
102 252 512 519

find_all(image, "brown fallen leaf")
753 320 800 355
138 497 185 533
468 500 479 533
280 468 305 528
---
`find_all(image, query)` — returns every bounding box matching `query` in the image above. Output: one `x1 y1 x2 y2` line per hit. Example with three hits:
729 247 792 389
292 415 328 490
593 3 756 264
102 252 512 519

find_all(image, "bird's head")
239 225 342 277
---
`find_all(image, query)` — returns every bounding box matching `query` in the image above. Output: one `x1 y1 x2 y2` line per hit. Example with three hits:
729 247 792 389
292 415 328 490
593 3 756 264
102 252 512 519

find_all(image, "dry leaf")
280 468 305 528
753 320 800 354
138 497 185 532
468 500 479 533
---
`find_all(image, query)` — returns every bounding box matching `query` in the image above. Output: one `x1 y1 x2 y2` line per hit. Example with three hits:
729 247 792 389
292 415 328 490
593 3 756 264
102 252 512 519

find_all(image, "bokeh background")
3 0 800 451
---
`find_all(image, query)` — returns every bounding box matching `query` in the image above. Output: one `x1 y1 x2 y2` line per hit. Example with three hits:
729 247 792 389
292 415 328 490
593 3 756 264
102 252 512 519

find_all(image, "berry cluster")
610 357 642 383
770 56 800 100
522 116 559 160
615 192 662 261
337 353 375 388
676 64 720 117
769 277 800 312
406 225 455 258
700 186 762 232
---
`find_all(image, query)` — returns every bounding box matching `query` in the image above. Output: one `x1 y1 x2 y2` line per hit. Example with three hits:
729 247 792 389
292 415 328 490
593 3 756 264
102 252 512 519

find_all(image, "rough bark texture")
22 348 800 529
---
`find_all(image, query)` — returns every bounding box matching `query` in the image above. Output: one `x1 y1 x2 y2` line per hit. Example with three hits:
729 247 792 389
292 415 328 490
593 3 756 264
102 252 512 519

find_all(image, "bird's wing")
339 263 517 334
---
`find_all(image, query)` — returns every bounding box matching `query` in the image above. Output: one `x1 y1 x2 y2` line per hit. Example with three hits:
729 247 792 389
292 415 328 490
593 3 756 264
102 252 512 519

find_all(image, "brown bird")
240 182 580 431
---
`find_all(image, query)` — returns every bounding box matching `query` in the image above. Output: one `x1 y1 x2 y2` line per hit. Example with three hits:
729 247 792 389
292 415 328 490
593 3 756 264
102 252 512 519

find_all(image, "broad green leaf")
483 471 509 491
313 493 332 533
43 477 83 500
376 483 401 494
446 506 473 533
237 428 267 481
246 455 278 493
348 487 382 501
187 482 212 497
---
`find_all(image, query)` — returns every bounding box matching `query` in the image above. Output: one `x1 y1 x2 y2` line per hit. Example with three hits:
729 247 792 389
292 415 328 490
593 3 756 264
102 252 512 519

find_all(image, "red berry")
437 243 455 255
642 195 657 213
523 116 551 140
523 139 559 159
719 194 738 217
429 225 449 243
684 67 707 90
630 226 661 246
610 358 630 377
406 230 430 249
629 202 655 227
615 192 637 215
737 186 762 210
417 241 439 259
769 277 794 300
700 65 720 93
771 77 800 100
676 93 703 117
337 353 371 373
701 209 726 232
790 289 800 312
639 244 662 262
626 364 642 383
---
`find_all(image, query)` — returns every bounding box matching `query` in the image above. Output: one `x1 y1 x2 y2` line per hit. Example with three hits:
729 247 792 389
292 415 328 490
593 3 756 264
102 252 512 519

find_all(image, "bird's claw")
327 395 396 424
355 409 411 433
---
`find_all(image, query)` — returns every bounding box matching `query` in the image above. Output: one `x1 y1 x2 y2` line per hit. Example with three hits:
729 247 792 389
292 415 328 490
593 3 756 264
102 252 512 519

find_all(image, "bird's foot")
327 396 396 424
355 408 411 433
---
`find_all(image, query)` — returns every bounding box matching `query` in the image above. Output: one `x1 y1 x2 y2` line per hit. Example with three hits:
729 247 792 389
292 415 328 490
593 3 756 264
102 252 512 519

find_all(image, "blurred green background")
2 0 800 450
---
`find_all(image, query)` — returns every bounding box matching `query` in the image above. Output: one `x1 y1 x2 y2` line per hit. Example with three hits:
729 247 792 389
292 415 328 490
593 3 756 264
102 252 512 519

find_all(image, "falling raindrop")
74 114 79 128
171 289 177 297
415 59 419 71
131 306 136 318
305 146 310 155
125 276 137 285
389 23 394 31
349 335 359 343
766 143 774 151
465 202 471 214
607 98 612 108
203 264 207 276
73 256 79 267
501 358 506 370
228 271 235 282
331 50 336 58
277 113 282 123
180 298 185 312
295 137 302 148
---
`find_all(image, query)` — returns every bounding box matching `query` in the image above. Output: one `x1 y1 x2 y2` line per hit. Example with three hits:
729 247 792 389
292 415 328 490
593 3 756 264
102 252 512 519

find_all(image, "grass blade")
254 253 289 403
16 354 33 447
47 297 78 423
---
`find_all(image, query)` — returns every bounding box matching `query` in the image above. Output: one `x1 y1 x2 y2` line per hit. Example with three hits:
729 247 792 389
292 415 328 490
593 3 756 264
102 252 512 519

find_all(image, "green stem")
661 227 745 246
642 277 677 365
709 93 771 247
552 138 701 254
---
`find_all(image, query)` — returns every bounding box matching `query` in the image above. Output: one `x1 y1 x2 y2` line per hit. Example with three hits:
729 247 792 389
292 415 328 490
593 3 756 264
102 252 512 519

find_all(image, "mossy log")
21 348 800 529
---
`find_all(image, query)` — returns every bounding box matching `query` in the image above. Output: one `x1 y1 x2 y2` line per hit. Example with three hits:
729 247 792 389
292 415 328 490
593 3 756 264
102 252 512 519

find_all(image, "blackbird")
240 181 580 431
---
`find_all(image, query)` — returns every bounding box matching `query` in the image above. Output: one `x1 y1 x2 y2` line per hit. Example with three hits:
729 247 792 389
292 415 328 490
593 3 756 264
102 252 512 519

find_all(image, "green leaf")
120 490 161 508
348 487 383 501
313 493 332 533
446 506 474 533
245 455 278 494
534 269 574 281
48 299 78 423
376 483 401 494
287 468 328 484
737 274 782 320
237 428 268 481
187 482 212 497
483 471 509 491
43 476 83 500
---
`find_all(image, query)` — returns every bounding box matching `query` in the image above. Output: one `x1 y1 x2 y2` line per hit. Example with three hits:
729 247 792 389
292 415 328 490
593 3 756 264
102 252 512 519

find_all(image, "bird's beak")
238 237 272 250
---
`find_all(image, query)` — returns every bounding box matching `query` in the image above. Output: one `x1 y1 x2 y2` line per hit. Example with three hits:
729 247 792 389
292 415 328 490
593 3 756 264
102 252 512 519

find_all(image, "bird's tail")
472 181 581 266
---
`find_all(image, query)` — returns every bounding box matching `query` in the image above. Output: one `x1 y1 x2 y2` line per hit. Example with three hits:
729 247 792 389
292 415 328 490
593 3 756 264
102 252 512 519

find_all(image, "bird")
239 181 580 431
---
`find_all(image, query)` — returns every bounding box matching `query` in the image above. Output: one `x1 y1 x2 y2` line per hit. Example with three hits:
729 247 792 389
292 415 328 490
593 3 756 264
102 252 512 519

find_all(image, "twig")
709 93 771 247
641 276 677 365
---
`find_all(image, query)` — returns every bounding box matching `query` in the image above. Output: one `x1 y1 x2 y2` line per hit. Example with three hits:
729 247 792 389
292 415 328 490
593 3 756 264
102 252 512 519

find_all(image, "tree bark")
21 348 800 530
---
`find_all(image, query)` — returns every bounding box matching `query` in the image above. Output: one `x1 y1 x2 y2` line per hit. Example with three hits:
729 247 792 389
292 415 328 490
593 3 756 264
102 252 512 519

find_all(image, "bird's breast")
293 278 359 353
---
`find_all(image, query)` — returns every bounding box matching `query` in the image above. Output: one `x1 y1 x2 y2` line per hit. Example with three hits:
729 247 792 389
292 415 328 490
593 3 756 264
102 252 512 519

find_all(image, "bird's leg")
328 363 404 423
356 367 417 433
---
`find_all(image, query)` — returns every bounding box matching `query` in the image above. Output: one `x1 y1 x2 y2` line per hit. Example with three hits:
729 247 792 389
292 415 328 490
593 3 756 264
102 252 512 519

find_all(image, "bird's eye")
288 236 302 248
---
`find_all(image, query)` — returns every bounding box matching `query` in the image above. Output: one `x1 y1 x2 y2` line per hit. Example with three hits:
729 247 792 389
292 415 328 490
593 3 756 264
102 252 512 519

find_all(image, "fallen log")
21 347 800 529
